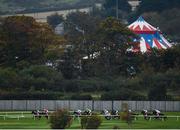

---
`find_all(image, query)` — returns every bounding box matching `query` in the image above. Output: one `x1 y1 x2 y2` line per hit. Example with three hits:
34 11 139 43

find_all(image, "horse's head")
152 110 157 115
111 110 118 115
32 110 36 114
74 110 81 115
141 110 147 115
100 110 104 114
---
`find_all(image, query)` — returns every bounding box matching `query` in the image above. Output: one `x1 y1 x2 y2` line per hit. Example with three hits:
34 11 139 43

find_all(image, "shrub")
0 92 63 100
81 116 88 129
148 84 167 101
19 65 63 91
71 94 92 100
120 111 133 125
101 89 146 100
49 109 72 129
80 114 102 129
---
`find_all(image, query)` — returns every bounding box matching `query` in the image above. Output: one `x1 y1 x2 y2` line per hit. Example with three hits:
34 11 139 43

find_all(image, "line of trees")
0 3 180 100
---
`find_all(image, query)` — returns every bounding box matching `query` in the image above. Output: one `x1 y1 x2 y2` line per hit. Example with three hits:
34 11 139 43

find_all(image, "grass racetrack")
0 111 179 129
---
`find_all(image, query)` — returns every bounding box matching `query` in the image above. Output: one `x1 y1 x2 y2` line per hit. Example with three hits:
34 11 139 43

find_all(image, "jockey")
128 109 132 113
104 109 110 116
74 109 82 116
142 109 149 119
77 109 81 115
143 109 148 116
85 108 92 115
37 110 40 116
154 109 161 117
112 110 119 115
44 108 49 116
103 109 111 120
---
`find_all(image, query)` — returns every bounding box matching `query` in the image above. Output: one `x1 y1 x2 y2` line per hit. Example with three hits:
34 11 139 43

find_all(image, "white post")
21 112 24 117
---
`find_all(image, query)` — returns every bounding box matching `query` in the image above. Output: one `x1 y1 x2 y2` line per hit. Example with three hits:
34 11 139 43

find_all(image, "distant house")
128 0 141 11
55 22 64 35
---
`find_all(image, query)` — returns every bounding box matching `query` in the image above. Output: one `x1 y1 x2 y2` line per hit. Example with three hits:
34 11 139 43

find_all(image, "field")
0 111 180 129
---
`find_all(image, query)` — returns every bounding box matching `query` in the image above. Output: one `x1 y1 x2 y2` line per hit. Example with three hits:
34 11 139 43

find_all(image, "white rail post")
21 112 24 117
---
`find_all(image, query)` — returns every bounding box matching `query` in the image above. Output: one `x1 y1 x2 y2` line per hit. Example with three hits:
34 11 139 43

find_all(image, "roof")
128 16 157 34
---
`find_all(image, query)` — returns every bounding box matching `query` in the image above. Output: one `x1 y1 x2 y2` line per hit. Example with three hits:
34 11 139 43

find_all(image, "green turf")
0 111 179 129
71 116 180 129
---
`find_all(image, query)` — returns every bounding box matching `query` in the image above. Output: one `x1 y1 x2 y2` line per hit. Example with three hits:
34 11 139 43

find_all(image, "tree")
58 48 80 79
103 0 132 18
104 0 132 12
81 114 102 129
62 12 102 78
47 13 64 29
142 8 180 42
148 84 167 101
0 68 20 90
95 17 135 75
0 16 63 67
19 65 63 91
64 15 136 77
50 109 72 129
136 0 180 14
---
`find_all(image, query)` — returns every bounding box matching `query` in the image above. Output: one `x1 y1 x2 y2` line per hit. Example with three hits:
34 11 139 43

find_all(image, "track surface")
0 111 179 129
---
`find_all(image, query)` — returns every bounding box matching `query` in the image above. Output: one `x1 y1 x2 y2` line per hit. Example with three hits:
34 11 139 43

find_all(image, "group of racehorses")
32 108 167 121
73 109 167 121
141 109 167 120
32 109 49 119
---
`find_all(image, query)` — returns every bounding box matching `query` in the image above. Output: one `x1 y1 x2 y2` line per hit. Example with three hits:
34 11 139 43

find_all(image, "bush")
80 114 102 129
101 89 147 100
0 68 20 89
49 109 72 129
0 92 63 100
19 65 63 91
81 116 88 129
148 85 168 101
71 94 92 100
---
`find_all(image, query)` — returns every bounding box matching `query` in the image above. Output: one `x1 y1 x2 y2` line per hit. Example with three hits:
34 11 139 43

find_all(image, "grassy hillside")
0 0 102 15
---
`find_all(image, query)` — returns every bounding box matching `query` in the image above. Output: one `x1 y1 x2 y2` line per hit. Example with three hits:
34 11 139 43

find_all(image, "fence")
0 100 179 111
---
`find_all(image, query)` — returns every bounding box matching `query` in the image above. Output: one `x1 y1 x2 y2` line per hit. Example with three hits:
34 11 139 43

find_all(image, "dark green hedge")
0 92 63 100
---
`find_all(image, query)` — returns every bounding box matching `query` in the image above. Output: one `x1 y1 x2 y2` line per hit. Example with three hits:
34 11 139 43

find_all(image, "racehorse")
152 109 167 120
141 110 152 120
111 110 120 119
82 108 92 115
32 109 49 119
101 109 112 120
73 109 82 119
73 108 92 116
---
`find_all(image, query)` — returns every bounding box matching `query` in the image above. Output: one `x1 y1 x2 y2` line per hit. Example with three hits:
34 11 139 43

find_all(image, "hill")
0 0 103 15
